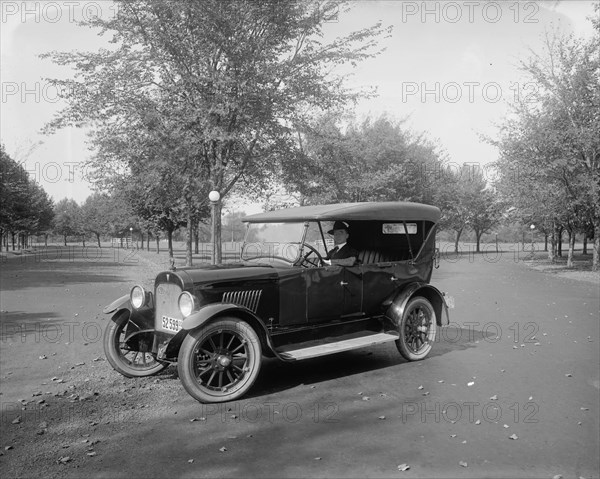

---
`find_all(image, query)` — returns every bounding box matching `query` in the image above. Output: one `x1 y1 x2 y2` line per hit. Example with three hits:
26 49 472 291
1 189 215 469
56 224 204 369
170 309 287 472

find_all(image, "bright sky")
1 1 597 208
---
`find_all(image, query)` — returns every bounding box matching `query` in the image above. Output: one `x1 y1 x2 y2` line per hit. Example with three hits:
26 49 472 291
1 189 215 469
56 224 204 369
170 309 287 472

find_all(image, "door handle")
391 276 399 282
340 281 348 286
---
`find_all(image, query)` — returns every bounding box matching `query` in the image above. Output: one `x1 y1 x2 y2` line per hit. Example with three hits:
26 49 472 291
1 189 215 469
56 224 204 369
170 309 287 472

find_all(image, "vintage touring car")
103 202 451 403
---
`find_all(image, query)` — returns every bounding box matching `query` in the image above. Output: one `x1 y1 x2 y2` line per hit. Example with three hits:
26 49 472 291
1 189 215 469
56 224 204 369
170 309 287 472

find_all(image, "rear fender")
385 283 450 328
163 303 277 359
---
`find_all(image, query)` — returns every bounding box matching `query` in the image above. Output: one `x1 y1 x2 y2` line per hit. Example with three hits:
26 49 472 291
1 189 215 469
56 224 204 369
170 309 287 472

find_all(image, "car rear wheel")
104 311 167 377
178 318 262 403
396 296 437 361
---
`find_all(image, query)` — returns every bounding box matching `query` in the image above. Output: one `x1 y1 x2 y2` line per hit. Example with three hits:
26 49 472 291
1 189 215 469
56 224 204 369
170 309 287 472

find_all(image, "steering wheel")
296 243 325 268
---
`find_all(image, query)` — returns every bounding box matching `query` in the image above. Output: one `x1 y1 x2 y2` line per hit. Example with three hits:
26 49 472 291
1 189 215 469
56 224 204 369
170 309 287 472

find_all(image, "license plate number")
162 315 182 332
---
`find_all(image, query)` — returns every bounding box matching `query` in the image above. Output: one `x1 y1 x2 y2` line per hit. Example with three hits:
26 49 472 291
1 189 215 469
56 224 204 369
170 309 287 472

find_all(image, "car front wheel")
104 311 167 377
177 318 262 403
396 296 437 361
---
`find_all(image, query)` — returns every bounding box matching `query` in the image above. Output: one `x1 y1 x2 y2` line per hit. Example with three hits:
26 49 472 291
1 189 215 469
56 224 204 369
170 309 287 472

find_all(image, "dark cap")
327 221 350 235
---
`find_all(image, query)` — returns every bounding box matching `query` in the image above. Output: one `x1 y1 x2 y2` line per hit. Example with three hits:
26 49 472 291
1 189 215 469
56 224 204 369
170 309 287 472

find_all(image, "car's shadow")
247 326 493 398
154 327 493 399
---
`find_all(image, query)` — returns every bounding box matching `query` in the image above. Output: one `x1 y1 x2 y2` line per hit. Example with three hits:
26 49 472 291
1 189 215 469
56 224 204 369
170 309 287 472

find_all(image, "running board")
277 332 399 361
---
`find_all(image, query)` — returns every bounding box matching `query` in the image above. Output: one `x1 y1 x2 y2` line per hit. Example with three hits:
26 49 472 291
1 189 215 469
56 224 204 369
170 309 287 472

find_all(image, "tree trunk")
566 229 575 268
454 227 463 254
186 204 193 267
167 229 174 259
475 230 482 253
593 223 599 271
147 230 151 252
96 232 101 248
544 233 548 252
582 234 587 255
44 233 48 247
155 234 160 254
557 228 563 257
548 222 556 263
82 235 86 247
194 225 199 255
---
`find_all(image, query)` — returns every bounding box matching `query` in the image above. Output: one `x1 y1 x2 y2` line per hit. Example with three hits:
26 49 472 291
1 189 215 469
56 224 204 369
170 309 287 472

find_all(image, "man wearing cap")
325 221 358 266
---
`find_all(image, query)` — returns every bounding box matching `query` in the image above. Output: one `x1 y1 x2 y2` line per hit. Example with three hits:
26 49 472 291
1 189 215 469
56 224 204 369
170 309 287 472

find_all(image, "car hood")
154 263 281 291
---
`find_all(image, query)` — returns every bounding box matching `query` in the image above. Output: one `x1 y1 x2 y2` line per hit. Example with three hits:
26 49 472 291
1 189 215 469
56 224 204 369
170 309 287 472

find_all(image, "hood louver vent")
222 290 262 313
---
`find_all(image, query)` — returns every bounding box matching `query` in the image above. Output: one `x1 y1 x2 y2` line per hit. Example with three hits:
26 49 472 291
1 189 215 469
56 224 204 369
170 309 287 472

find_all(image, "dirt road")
1 246 598 478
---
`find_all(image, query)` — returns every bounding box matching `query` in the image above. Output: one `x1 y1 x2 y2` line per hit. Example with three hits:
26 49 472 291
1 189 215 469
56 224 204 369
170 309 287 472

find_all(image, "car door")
341 265 363 317
305 265 345 323
360 262 398 316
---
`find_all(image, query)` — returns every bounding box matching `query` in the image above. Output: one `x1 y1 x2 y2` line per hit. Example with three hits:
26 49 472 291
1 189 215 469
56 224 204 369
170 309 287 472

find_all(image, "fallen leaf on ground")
219 447 227 452
490 395 498 400
397 463 410 471
467 382 474 387
459 461 468 467
509 434 519 440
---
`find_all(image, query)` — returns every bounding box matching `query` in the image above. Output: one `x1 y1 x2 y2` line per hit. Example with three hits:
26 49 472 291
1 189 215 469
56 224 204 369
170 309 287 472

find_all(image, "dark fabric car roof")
245 202 441 223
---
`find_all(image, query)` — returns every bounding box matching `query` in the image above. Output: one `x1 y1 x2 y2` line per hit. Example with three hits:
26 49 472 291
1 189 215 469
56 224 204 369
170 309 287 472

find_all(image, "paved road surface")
0 246 598 478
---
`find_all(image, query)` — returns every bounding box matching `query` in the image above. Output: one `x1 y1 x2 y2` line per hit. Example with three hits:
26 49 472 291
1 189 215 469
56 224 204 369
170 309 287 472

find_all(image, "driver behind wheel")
325 221 358 266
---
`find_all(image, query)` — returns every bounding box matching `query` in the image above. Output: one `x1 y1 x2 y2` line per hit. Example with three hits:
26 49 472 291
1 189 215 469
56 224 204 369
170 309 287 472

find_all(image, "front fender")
163 303 278 359
103 295 131 314
385 282 450 328
103 295 154 330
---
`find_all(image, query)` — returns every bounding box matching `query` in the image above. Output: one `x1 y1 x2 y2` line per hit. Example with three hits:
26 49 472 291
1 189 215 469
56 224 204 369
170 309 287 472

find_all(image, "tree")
53 198 82 246
81 192 134 247
492 24 600 269
434 164 501 253
43 0 390 265
0 144 54 250
273 114 444 206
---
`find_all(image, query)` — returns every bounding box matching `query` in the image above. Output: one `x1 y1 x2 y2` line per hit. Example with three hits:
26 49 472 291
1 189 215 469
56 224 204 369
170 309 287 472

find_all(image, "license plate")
162 315 182 332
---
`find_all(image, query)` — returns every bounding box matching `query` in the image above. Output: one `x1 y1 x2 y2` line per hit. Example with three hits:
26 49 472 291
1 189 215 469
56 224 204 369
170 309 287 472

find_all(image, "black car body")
103 202 451 403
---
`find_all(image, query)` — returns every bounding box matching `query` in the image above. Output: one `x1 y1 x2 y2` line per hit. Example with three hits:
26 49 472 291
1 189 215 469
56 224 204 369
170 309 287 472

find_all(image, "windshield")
242 222 307 263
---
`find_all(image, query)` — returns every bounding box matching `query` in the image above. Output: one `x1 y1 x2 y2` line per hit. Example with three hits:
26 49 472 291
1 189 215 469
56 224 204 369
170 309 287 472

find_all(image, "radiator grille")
222 290 262 313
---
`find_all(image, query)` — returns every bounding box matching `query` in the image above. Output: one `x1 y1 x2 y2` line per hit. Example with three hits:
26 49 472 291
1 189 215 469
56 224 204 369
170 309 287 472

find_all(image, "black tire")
103 311 166 377
177 318 262 403
396 296 437 361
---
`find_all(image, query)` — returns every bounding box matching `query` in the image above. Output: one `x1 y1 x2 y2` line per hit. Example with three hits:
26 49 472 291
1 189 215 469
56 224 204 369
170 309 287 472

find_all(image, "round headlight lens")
130 286 146 309
178 292 197 318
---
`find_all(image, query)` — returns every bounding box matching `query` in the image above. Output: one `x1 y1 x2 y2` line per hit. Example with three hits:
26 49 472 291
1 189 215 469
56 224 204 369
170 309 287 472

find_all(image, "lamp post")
129 227 133 249
209 190 221 264
530 224 535 256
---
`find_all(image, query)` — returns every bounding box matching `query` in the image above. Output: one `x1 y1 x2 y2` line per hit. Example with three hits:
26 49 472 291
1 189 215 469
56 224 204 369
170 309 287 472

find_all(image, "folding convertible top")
245 201 441 223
